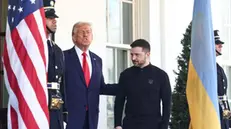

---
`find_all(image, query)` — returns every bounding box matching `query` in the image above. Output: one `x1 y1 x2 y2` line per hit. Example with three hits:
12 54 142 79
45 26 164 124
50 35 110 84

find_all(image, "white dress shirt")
74 46 92 77
47 36 54 46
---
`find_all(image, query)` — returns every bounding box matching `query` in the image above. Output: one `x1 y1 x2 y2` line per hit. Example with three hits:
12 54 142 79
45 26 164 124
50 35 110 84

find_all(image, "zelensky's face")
130 47 149 67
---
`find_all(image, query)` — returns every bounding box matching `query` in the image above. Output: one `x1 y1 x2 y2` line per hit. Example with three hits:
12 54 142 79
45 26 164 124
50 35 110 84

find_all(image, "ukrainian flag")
186 0 221 128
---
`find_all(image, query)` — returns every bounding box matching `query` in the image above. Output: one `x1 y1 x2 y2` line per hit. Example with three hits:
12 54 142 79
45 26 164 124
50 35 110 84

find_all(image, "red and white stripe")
3 8 49 129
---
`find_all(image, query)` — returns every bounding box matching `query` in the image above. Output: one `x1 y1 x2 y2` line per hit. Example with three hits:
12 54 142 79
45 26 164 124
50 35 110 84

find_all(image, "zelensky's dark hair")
130 39 150 52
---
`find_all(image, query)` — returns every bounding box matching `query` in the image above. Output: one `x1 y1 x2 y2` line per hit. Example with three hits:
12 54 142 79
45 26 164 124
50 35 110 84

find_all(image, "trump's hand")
115 126 122 129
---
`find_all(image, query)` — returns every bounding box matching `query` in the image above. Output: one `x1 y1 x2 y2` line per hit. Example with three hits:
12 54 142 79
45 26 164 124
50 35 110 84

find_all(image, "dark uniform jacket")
114 64 172 129
47 40 67 129
217 63 229 129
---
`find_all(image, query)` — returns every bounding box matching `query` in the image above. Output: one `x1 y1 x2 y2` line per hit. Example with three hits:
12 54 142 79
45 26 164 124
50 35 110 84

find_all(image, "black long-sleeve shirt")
114 64 172 129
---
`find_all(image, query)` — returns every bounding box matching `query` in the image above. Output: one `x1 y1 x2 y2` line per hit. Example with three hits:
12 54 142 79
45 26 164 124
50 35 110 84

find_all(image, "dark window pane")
122 2 133 44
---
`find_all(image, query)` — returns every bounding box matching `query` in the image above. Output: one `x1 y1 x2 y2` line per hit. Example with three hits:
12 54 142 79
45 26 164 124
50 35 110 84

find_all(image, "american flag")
3 0 49 128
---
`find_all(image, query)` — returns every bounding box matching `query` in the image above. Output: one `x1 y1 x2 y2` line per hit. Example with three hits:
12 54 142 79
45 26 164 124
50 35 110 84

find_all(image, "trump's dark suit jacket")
64 47 117 129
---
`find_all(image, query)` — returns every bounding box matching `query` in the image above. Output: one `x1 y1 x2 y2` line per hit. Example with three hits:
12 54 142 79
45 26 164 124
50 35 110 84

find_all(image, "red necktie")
82 52 90 87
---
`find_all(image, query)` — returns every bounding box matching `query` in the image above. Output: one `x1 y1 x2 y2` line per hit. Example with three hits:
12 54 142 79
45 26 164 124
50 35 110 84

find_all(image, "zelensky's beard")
132 57 146 67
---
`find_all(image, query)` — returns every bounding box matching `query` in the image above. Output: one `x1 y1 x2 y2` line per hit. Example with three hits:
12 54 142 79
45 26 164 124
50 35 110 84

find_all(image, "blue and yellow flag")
186 0 221 129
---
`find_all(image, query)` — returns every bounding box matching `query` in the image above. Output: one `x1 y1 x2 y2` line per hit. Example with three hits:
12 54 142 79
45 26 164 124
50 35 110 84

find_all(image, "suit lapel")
89 51 96 88
70 47 86 85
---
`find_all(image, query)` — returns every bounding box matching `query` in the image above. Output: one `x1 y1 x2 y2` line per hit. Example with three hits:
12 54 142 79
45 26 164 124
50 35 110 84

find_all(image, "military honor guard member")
43 0 67 129
215 30 230 129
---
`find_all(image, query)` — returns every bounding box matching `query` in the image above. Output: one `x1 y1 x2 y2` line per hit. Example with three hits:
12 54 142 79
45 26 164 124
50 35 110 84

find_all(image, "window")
105 0 135 128
106 48 131 129
106 0 133 45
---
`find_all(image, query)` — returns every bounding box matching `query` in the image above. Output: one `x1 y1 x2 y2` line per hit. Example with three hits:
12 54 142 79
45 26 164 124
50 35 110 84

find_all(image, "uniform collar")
47 36 55 46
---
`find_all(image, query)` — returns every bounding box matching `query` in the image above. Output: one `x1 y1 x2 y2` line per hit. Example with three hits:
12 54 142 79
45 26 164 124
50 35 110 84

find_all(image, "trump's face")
72 24 93 48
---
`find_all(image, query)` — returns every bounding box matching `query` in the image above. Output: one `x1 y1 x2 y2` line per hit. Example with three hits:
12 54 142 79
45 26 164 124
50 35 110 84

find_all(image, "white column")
136 0 163 68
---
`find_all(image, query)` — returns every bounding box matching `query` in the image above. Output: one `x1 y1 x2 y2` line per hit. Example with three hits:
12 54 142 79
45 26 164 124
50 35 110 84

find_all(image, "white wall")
55 0 108 51
162 0 194 88
55 0 108 128
211 0 226 64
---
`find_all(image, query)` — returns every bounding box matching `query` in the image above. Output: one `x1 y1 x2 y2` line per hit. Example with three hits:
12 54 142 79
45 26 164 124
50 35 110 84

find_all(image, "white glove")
63 122 67 129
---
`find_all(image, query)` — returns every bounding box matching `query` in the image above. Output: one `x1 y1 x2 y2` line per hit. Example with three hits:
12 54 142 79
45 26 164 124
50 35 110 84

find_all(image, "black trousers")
83 111 89 129
122 116 160 129
221 119 229 129
50 110 64 129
